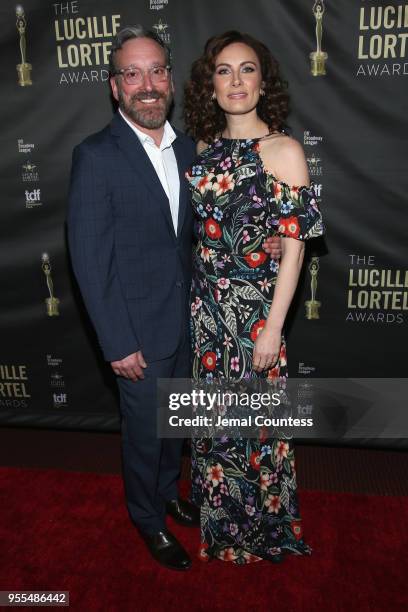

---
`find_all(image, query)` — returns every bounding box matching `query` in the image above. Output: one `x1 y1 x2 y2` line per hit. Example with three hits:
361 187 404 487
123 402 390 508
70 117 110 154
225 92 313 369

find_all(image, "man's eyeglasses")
114 65 171 86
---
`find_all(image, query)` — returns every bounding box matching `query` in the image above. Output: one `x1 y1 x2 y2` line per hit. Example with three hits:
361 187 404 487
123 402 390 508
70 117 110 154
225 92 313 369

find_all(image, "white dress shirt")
119 109 180 235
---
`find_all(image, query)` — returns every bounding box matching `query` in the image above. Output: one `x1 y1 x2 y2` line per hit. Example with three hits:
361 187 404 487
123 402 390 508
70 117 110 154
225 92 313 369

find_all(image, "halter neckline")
218 131 282 142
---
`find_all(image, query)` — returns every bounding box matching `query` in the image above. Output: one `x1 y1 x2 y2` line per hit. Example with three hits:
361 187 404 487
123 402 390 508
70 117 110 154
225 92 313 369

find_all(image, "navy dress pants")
117 336 190 534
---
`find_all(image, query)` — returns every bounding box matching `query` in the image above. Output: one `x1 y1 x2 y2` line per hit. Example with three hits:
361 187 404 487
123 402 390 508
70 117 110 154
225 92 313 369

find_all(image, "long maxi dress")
185 136 324 564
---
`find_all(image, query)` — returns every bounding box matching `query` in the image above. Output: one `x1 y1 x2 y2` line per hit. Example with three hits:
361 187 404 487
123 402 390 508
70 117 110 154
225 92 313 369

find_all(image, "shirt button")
176 281 183 288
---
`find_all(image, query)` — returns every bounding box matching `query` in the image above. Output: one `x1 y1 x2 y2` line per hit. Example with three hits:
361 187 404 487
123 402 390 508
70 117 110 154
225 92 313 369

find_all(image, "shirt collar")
119 109 177 151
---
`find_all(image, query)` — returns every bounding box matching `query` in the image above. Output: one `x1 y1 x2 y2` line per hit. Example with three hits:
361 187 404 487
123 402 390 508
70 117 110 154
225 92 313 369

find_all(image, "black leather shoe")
166 498 200 527
139 528 191 571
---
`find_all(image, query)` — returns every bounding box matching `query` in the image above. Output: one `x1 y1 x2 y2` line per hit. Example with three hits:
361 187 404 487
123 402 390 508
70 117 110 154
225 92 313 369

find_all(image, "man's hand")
111 351 147 382
262 235 282 260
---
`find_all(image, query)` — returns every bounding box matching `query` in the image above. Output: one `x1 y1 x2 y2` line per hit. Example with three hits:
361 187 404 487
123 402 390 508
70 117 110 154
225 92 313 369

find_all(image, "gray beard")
118 89 173 130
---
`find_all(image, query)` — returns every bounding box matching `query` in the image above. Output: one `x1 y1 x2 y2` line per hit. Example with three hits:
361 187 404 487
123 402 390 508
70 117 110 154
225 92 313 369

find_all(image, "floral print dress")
185 136 324 564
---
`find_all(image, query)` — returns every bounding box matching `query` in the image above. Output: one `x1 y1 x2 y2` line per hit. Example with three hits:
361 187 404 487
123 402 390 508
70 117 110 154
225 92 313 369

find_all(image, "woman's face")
212 42 263 116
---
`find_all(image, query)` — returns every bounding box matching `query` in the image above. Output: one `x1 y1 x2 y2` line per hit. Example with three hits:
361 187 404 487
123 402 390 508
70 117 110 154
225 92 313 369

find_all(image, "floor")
0 427 407 495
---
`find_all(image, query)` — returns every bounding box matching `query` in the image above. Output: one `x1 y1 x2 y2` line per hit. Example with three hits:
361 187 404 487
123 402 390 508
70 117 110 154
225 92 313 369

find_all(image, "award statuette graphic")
16 5 32 86
41 253 60 316
310 0 328 76
305 257 321 319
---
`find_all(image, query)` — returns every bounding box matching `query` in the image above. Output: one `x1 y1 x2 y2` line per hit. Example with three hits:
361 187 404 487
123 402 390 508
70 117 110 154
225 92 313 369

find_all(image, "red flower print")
244 251 268 268
243 551 262 563
202 351 216 370
219 547 238 562
279 343 287 366
290 186 300 200
197 172 215 194
274 182 283 198
250 319 266 342
265 494 281 514
249 451 261 471
206 463 224 486
267 365 280 380
291 519 303 541
275 440 289 460
198 542 210 562
213 172 235 196
278 216 300 239
259 425 268 444
205 218 222 240
200 246 212 262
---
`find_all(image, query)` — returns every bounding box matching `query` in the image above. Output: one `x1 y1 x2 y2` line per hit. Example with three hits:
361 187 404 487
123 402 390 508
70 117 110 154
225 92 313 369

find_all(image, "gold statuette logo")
305 257 321 319
310 0 328 77
16 5 32 86
41 253 60 316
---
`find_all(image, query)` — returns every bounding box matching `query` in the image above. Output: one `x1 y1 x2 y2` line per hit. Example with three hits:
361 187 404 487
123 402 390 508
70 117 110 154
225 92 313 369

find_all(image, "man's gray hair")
109 25 171 74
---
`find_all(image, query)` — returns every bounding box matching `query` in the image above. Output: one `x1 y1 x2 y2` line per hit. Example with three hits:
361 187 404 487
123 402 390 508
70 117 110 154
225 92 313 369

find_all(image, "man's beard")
118 87 173 129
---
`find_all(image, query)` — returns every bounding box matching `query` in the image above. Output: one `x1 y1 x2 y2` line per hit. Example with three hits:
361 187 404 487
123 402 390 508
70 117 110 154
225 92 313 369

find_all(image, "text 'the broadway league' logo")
41 253 60 316
49 357 67 408
152 19 170 44
15 5 32 86
310 0 328 76
304 130 323 146
303 130 323 201
17 138 35 154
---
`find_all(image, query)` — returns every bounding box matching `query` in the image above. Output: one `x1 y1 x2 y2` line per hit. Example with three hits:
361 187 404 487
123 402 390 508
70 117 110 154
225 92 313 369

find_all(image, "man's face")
110 37 174 130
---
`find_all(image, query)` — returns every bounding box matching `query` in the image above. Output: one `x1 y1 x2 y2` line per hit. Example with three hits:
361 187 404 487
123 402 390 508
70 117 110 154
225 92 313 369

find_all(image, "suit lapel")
110 113 176 239
172 136 190 239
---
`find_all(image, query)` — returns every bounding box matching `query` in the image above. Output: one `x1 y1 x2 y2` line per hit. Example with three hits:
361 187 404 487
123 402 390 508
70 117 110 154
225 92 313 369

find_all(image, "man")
67 25 280 571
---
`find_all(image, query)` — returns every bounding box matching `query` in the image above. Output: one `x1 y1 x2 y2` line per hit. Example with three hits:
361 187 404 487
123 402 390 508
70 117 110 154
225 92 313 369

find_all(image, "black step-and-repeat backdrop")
0 1 407 446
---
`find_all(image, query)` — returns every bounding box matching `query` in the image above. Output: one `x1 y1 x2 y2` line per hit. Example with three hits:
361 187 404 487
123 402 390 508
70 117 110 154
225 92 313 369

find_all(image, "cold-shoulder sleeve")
267 179 324 240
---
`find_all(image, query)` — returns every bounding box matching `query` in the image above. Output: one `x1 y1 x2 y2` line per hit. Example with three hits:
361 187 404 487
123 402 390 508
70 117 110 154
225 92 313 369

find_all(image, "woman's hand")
252 326 282 372
262 235 282 260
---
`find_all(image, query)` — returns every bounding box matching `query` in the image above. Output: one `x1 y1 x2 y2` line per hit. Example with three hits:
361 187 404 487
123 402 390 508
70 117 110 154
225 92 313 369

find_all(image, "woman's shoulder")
196 140 209 155
260 133 304 161
259 134 309 187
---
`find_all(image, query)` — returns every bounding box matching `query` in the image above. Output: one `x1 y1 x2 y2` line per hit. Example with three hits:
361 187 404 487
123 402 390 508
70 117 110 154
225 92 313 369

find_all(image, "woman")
184 31 324 564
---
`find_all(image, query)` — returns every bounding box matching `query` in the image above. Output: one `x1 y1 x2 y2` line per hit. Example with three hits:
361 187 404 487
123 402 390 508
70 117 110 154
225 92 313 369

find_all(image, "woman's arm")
253 239 305 371
196 140 208 154
253 137 309 372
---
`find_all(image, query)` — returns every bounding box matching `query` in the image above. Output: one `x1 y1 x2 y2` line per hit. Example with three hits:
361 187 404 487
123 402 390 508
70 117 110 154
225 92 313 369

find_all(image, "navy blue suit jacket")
67 112 195 362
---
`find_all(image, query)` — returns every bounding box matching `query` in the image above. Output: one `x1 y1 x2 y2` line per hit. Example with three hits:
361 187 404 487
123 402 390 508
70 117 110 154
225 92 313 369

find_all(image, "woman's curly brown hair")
184 30 289 143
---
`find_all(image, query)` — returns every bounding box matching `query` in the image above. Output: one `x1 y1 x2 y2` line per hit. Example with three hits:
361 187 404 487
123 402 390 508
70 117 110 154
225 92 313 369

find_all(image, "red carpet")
1 467 406 611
